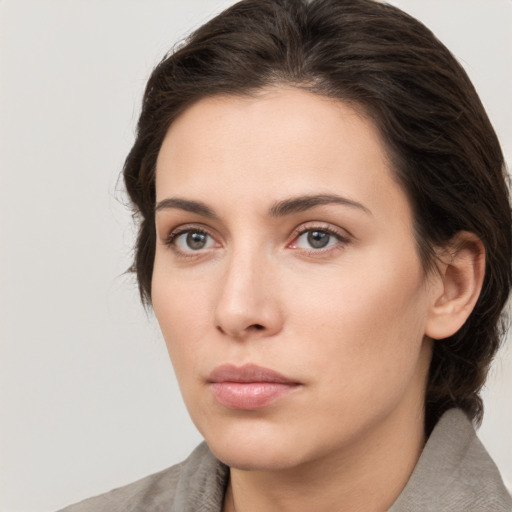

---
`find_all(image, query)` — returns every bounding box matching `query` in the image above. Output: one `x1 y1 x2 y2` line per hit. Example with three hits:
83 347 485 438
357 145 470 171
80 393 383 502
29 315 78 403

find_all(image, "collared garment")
58 409 512 511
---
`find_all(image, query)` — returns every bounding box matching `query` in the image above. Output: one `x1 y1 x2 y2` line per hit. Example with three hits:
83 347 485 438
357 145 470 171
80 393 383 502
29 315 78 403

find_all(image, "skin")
151 88 480 512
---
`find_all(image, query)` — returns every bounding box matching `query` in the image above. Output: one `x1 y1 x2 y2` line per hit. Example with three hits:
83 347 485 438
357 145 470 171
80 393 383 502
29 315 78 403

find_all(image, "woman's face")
152 88 439 471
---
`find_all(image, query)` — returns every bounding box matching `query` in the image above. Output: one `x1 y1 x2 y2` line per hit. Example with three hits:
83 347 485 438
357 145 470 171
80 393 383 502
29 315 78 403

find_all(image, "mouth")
207 364 301 410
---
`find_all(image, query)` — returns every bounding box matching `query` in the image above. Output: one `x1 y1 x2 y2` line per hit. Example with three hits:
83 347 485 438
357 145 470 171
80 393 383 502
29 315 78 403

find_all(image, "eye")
289 225 349 253
168 228 217 253
298 230 334 249
295 229 338 250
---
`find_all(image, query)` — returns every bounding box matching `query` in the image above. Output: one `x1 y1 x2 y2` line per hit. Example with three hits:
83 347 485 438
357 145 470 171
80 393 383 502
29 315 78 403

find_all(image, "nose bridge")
214 240 281 338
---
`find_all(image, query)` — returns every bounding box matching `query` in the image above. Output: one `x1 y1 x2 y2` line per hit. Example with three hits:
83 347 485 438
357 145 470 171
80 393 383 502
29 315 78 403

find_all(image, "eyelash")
290 224 350 255
165 225 216 258
164 223 350 258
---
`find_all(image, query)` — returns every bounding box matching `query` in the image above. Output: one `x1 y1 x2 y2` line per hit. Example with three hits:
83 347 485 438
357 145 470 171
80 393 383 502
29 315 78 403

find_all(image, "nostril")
215 322 267 337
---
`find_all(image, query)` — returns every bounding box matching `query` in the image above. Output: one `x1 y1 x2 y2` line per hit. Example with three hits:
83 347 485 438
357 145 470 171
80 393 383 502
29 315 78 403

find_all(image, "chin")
201 420 310 472
210 440 303 472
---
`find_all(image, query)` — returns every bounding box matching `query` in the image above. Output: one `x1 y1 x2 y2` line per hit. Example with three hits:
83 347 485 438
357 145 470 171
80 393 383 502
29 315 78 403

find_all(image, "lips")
207 364 300 410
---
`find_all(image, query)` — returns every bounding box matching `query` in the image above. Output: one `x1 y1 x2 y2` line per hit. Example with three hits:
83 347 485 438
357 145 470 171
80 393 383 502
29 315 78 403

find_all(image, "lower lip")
210 382 299 410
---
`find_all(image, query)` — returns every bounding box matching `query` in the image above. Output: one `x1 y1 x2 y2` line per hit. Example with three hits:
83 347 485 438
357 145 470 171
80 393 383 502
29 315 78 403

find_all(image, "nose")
214 251 283 340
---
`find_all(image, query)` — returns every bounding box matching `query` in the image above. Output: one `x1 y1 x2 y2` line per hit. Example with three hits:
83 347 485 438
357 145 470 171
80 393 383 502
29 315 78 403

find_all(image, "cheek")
288 250 429 387
151 266 214 378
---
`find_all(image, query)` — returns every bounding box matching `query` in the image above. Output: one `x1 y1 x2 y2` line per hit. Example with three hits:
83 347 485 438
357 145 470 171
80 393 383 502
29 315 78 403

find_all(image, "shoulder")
390 409 512 511
56 442 228 512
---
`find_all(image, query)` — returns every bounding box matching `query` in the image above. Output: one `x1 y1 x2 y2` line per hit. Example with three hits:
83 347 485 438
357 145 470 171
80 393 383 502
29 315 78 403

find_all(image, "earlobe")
425 232 485 340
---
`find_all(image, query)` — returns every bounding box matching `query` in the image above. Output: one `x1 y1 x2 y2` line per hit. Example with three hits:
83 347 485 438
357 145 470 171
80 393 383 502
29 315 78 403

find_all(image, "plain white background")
0 1 511 511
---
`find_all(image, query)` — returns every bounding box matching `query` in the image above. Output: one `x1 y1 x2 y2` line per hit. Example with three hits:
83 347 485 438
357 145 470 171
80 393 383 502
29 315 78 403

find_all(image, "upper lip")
207 364 297 384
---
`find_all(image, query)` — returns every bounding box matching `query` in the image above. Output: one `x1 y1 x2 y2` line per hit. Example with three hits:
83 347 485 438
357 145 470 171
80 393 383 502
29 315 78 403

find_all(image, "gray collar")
172 409 511 511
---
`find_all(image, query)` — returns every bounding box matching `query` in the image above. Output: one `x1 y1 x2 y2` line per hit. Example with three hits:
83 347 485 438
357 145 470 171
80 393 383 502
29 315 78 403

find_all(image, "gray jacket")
58 409 512 511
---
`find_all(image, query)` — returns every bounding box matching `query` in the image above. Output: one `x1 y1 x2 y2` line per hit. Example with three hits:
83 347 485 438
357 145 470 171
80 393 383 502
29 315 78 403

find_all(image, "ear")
425 231 485 340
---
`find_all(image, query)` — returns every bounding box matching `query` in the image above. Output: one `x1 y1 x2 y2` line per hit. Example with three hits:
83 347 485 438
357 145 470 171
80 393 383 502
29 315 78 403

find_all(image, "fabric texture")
57 409 511 511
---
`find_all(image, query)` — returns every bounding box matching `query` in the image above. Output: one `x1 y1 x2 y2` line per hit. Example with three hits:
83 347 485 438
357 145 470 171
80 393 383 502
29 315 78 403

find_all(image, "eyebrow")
155 197 217 217
269 194 372 217
154 193 371 218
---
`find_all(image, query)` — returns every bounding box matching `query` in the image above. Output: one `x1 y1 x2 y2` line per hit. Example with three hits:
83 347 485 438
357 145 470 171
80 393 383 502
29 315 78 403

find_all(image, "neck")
223 400 426 512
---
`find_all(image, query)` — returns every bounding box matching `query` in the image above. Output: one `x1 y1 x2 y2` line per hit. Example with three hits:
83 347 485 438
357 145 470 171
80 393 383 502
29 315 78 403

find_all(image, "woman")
60 0 512 510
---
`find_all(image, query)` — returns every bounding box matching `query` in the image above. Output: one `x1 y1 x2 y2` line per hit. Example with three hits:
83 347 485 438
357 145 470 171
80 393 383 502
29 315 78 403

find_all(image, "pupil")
307 231 329 249
187 231 207 250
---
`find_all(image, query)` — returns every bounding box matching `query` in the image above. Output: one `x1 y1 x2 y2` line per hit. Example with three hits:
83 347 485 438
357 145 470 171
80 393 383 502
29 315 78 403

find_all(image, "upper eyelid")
165 223 217 240
290 228 349 249
295 225 343 236
291 222 352 241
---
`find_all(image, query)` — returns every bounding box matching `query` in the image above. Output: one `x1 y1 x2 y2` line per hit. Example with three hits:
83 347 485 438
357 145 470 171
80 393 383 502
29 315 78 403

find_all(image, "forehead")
155 87 409 222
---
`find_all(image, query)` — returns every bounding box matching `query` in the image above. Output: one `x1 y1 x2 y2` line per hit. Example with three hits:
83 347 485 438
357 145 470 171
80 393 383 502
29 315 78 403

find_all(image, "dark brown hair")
123 0 511 429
